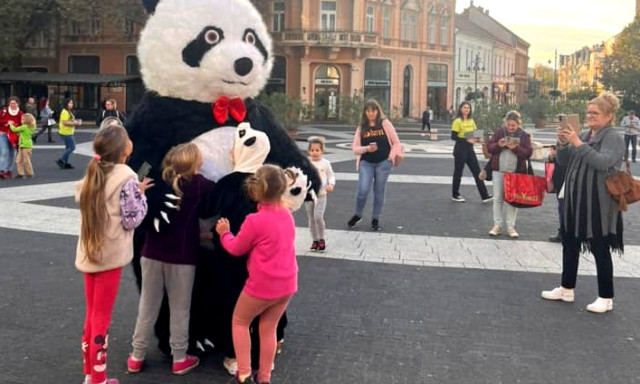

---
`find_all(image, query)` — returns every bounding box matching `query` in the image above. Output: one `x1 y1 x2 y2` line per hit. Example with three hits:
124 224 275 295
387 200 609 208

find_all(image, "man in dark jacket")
421 106 431 135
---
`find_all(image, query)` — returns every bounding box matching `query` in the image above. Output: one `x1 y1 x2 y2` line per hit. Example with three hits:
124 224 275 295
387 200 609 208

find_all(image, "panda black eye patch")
182 26 225 68
243 28 268 63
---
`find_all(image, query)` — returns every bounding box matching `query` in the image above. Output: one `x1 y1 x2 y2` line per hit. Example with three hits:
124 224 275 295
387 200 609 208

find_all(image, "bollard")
430 128 438 141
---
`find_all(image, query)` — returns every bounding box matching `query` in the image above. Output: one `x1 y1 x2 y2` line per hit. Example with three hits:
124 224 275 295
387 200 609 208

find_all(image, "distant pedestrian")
305 136 335 252
547 145 566 243
9 113 37 178
348 99 402 231
485 110 532 238
620 109 639 162
75 124 152 384
450 101 492 203
421 106 431 135
56 99 81 169
541 92 625 314
215 164 298 384
96 99 126 127
24 97 38 118
127 143 210 376
33 98 55 143
0 96 23 179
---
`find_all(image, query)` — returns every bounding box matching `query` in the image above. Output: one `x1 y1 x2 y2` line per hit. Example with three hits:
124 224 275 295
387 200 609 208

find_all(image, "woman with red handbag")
541 92 625 314
485 111 532 238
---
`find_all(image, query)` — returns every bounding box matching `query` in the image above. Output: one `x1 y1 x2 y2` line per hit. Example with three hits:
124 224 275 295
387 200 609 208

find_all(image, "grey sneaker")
451 195 466 202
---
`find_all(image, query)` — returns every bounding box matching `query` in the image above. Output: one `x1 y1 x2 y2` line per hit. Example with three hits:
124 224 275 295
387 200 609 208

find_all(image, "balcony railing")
60 33 138 44
273 29 378 48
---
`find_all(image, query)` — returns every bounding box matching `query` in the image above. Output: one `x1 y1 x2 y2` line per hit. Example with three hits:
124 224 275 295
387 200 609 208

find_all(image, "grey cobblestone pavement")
1 124 640 383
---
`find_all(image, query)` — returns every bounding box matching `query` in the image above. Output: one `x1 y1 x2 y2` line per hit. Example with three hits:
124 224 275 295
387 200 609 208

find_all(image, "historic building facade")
455 2 529 106
253 0 456 120
3 8 144 117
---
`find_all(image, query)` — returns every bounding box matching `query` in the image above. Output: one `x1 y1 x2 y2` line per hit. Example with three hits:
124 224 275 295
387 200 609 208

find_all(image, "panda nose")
234 57 253 77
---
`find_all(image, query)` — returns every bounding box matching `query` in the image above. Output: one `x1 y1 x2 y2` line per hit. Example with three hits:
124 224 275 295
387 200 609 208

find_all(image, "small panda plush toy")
126 0 319 355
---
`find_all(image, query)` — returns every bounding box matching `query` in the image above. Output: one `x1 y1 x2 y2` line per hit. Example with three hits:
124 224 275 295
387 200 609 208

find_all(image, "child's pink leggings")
82 268 121 384
232 291 292 383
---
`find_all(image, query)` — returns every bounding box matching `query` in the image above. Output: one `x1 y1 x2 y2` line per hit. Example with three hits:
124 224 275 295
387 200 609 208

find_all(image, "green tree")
257 91 303 131
601 17 640 106
0 0 145 70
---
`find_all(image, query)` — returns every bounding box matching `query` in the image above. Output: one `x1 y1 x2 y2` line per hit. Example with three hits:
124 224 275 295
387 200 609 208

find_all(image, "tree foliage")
601 17 640 106
0 0 145 70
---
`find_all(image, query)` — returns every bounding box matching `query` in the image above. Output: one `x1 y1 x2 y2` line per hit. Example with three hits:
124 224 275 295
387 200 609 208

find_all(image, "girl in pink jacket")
215 164 298 384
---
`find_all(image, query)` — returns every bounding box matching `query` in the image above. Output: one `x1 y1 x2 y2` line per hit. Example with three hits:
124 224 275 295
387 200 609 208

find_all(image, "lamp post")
467 52 485 99
548 48 558 105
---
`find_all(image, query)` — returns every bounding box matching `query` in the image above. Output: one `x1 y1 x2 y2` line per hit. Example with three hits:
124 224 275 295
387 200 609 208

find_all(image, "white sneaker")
506 228 519 238
451 195 466 202
488 225 501 236
586 297 613 313
421 133 427 136
541 286 575 302
223 357 238 375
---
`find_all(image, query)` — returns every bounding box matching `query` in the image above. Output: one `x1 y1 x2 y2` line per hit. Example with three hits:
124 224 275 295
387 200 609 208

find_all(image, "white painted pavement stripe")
1 182 640 279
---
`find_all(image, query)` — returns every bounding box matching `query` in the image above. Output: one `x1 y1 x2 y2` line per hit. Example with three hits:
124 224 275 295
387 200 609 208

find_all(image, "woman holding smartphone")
541 92 625 313
450 101 492 203
485 110 532 238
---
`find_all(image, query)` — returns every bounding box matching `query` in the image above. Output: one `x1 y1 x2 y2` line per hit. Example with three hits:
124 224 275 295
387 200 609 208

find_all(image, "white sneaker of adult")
586 297 613 313
541 286 575 302
488 225 501 236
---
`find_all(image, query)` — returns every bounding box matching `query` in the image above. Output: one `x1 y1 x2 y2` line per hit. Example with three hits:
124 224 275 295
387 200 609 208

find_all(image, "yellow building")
253 0 456 120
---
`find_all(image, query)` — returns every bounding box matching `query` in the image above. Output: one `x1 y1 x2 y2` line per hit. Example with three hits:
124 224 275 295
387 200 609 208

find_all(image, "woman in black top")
347 99 401 231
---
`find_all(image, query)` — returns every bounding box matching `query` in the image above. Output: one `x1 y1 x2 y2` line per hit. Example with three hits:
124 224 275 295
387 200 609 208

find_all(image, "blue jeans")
354 159 392 220
624 134 637 161
0 133 15 172
59 134 76 164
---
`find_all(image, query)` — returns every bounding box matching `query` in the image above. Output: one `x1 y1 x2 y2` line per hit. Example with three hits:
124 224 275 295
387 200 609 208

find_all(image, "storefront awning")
0 72 141 86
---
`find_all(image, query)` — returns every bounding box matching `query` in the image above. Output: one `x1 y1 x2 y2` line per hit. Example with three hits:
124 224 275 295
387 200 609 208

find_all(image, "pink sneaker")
172 355 199 375
127 354 144 373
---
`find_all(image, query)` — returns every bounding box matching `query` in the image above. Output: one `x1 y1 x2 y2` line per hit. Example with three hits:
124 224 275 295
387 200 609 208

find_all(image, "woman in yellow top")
450 101 492 203
56 99 82 169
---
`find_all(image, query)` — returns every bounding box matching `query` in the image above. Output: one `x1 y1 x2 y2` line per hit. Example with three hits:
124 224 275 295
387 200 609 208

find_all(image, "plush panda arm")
245 98 321 195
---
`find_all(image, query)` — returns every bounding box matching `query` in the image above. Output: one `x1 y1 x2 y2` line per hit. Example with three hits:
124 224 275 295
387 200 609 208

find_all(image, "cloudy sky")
455 0 636 66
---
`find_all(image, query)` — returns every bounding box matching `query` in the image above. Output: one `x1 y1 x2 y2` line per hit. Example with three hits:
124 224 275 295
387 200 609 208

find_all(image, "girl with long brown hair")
75 124 152 384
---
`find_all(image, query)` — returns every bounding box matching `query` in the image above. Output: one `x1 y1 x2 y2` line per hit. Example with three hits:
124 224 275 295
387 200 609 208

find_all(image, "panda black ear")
142 0 160 13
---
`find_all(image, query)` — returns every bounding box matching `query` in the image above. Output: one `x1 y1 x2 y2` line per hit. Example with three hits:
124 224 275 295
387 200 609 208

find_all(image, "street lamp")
467 52 485 99
548 48 558 105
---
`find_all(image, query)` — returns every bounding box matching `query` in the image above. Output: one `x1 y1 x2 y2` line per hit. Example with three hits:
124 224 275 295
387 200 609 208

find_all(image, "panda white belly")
191 126 237 182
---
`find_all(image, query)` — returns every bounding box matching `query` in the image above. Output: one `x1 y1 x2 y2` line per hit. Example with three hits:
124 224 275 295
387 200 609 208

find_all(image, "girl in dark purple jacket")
127 143 214 376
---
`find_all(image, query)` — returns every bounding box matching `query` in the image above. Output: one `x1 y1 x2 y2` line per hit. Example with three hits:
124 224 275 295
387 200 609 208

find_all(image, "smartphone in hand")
559 114 580 135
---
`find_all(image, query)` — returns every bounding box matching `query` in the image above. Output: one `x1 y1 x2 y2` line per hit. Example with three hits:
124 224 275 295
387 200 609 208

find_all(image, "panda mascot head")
139 0 272 103
128 0 320 216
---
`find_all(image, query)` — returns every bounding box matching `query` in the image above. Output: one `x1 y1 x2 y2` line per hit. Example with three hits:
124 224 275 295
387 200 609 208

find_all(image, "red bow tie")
213 97 247 124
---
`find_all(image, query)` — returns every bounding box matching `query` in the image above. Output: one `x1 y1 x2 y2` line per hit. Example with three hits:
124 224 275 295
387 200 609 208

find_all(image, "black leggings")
452 141 489 199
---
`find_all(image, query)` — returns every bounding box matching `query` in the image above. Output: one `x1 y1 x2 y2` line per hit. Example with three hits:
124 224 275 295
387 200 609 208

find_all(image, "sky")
455 0 637 66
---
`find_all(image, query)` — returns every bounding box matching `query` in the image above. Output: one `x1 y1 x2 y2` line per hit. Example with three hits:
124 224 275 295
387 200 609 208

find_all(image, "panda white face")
138 0 273 103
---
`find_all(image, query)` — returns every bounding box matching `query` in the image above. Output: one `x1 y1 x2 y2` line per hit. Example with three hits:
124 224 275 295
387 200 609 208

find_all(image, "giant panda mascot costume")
126 0 319 358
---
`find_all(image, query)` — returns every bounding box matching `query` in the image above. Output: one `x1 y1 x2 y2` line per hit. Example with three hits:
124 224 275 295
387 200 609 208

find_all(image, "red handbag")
545 162 555 193
503 162 547 208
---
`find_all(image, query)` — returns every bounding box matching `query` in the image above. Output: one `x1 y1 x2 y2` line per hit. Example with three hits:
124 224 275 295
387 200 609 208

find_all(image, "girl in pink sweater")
215 164 298 384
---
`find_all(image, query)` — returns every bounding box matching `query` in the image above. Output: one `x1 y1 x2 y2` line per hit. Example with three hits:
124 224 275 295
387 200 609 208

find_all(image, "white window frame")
273 1 285 32
366 6 374 33
428 7 437 45
401 11 417 42
320 1 337 31
440 12 449 45
382 7 391 38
